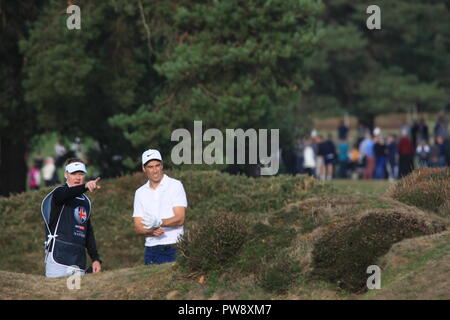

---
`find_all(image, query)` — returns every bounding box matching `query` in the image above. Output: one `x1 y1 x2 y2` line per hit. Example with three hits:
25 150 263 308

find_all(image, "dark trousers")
399 154 414 178
304 168 315 177
295 156 304 174
144 245 177 265
338 160 348 178
374 156 387 179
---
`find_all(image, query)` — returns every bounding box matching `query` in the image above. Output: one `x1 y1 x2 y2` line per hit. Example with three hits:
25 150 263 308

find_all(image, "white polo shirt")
132 174 188 247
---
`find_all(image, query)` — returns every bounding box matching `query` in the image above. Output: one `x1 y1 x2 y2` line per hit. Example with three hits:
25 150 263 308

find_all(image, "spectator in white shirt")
54 140 67 168
303 138 316 177
42 157 57 186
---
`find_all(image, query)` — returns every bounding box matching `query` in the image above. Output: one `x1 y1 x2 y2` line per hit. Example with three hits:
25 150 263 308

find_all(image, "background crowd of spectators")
293 113 450 181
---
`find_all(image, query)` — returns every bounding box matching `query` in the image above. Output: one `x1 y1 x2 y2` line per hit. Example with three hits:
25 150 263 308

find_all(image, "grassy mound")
311 209 446 293
1 169 449 299
389 167 450 216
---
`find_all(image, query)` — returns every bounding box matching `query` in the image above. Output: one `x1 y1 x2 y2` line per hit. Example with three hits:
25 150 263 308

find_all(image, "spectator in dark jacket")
374 136 387 179
429 139 441 168
417 118 429 144
435 136 446 167
445 138 450 167
337 120 349 140
398 130 414 178
434 113 448 140
318 134 337 180
386 135 398 181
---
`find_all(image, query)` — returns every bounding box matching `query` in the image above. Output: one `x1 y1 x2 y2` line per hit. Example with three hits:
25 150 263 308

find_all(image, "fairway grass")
331 179 392 197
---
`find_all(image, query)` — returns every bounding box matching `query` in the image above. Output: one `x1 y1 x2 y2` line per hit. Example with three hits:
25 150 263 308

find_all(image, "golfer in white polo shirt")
132 149 188 265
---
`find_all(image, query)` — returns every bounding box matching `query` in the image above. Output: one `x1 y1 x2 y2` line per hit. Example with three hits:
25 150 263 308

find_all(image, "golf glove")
142 215 162 229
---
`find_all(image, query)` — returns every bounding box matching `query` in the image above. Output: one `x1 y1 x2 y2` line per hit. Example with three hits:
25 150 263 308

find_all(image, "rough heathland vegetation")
0 169 448 299
389 167 450 217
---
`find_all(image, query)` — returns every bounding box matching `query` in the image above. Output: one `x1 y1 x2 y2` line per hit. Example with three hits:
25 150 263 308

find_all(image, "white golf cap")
142 149 162 165
65 162 87 173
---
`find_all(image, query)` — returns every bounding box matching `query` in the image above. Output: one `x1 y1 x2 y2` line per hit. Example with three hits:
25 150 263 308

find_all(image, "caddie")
132 149 188 265
41 158 102 278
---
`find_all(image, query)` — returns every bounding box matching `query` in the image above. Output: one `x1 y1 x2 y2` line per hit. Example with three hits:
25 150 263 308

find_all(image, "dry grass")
0 263 174 300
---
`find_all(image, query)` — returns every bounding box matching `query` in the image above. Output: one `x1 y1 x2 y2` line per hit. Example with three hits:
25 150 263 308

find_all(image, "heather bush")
389 167 450 216
311 209 446 293
177 212 248 272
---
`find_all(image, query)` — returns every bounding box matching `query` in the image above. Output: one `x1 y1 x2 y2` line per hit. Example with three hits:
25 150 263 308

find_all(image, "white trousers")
45 251 85 278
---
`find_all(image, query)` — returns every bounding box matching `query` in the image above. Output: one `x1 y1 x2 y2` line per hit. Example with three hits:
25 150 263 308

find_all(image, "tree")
0 0 44 196
111 0 323 173
20 0 162 178
302 0 449 130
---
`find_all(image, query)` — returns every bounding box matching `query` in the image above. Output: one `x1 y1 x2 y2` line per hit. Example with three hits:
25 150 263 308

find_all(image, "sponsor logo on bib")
74 206 87 224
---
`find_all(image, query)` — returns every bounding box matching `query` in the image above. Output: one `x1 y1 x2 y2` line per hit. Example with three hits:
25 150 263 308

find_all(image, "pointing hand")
86 177 101 192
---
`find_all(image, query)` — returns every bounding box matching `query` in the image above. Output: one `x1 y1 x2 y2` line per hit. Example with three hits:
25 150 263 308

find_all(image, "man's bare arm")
161 207 186 228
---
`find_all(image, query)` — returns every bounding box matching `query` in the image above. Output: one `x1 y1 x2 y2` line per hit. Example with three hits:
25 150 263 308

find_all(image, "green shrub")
311 209 446 293
389 167 450 216
235 222 296 274
259 257 301 294
177 212 248 273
